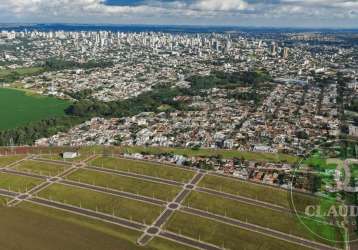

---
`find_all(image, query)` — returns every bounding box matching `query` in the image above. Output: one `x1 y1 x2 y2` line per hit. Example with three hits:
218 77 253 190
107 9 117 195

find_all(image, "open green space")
39 183 163 225
350 164 358 179
120 146 299 164
79 145 299 164
90 157 194 183
0 201 141 250
13 160 68 176
0 155 25 167
0 172 43 192
0 88 70 130
184 191 343 245
0 67 44 82
199 174 318 211
165 211 311 250
38 153 91 162
0 200 192 250
304 154 337 171
0 195 10 205
148 237 197 250
67 168 181 201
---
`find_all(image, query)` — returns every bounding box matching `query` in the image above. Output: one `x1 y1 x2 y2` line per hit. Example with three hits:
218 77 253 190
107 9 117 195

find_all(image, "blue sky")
0 0 358 28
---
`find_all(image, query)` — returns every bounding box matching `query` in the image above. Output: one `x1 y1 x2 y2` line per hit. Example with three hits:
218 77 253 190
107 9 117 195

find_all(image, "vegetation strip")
66 168 182 201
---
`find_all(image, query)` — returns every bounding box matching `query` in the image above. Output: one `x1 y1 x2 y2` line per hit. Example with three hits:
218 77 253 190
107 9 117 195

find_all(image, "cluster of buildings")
1 29 357 157
37 79 340 156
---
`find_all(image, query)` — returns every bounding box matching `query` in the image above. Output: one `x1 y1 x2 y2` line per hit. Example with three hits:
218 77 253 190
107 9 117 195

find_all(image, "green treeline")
66 70 271 117
43 58 113 71
0 116 86 146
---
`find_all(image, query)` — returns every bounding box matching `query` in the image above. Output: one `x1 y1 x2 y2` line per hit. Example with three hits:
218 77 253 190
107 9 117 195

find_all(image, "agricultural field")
0 88 70 130
90 157 195 183
12 160 69 176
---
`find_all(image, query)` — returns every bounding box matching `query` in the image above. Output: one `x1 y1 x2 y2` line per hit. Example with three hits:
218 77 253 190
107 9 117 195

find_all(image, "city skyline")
1 0 358 28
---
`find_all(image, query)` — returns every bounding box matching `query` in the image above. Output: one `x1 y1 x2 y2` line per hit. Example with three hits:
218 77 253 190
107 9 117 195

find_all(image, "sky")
0 0 358 28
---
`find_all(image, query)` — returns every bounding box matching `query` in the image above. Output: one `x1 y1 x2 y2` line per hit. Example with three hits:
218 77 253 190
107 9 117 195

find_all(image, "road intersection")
0 154 342 250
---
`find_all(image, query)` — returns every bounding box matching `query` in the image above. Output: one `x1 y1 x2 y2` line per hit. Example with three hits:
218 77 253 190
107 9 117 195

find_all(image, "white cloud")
0 0 357 27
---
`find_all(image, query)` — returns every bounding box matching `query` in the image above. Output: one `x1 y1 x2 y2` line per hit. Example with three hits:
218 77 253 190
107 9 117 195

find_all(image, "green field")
165 211 311 250
13 160 68 176
184 191 343 244
90 157 195 183
199 174 318 211
0 155 25 167
66 168 181 201
39 183 163 224
0 67 44 82
0 199 192 250
79 145 299 164
0 88 70 130
121 146 299 163
38 153 91 162
0 172 43 192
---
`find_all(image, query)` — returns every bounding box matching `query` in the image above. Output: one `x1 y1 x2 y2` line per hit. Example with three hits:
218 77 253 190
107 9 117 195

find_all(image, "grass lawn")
12 160 69 177
148 237 197 250
0 88 70 130
122 146 299 164
66 168 181 201
38 153 91 163
184 191 343 245
39 183 163 225
0 67 44 81
90 157 194 183
0 67 43 76
349 164 358 186
165 211 311 250
199 174 318 211
0 202 144 250
0 155 25 167
0 172 43 192
0 200 192 250
79 146 299 164
0 195 10 205
304 155 337 171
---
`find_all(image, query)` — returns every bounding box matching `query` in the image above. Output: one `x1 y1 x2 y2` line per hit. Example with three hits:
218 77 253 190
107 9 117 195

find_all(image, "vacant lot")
39 183 163 224
117 146 299 164
199 174 318 211
38 153 91 163
184 191 343 244
0 199 192 250
0 172 43 192
0 155 25 167
165 211 311 250
0 88 70 130
90 157 194 183
0 67 44 82
13 160 68 176
67 168 181 201
0 201 142 250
